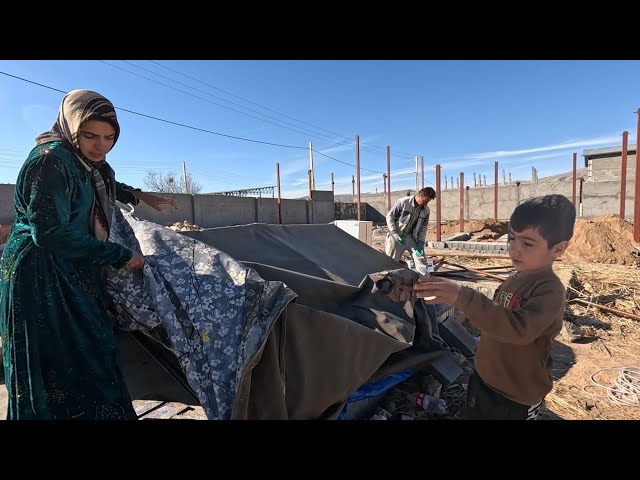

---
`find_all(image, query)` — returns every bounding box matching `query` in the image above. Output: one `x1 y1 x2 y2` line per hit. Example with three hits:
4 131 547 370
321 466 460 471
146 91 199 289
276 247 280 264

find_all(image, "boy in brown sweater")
414 194 576 420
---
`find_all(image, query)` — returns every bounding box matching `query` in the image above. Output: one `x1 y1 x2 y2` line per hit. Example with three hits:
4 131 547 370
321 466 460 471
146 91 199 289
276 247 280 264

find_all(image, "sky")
0 60 639 199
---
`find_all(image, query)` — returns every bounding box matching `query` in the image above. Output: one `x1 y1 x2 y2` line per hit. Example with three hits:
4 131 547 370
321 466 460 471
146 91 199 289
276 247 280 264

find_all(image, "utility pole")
182 160 189 193
309 142 316 191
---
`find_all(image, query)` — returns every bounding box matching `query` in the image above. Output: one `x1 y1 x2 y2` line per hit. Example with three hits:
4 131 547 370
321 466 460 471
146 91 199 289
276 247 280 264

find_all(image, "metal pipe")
494 161 499 221
572 152 577 207
459 172 465 232
387 146 391 211
620 131 628 219
356 135 361 221
276 162 282 224
436 164 441 242
634 109 640 242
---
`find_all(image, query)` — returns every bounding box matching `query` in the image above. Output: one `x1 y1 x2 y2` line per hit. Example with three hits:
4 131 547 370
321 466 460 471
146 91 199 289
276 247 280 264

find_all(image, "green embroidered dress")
0 142 138 419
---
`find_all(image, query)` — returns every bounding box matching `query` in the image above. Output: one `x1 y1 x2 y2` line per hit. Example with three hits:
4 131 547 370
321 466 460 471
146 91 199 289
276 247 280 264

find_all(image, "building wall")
582 180 636 219
0 185 335 227
589 152 637 182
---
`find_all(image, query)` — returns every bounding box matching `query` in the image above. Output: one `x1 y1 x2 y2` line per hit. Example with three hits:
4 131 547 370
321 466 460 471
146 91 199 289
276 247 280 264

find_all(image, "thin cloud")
437 134 621 162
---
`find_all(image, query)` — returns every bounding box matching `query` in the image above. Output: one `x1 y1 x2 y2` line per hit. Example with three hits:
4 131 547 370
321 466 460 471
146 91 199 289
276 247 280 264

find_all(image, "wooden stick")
443 260 508 282
571 298 640 322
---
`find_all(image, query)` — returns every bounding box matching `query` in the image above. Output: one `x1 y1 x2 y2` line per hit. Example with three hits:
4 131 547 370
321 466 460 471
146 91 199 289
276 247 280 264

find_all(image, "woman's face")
77 119 116 162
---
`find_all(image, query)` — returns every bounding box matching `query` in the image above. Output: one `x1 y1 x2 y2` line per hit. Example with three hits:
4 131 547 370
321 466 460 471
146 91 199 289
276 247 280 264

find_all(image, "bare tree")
142 170 203 194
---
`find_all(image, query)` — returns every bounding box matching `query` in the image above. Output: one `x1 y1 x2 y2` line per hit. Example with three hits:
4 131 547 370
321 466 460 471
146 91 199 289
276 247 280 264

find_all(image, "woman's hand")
126 250 145 270
134 191 178 212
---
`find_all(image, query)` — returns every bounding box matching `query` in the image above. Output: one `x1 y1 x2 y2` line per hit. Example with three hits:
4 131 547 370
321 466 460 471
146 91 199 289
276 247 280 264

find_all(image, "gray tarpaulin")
108 212 448 419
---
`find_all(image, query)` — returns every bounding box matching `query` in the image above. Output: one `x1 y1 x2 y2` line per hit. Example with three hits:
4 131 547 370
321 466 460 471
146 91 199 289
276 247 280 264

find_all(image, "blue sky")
0 60 638 198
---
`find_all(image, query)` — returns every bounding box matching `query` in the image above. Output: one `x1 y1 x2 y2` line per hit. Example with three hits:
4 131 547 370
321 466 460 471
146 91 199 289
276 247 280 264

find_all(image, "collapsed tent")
106 207 454 419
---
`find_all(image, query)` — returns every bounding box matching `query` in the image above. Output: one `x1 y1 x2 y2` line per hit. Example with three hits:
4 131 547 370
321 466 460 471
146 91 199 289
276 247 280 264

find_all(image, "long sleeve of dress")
25 154 133 268
115 181 141 205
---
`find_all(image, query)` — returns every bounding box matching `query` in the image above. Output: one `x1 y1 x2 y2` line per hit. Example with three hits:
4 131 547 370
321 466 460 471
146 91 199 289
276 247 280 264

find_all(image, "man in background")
385 187 435 275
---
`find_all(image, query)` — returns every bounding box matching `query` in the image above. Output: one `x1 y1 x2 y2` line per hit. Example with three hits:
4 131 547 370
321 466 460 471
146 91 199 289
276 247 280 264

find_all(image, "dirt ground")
2 217 638 420
372 220 640 420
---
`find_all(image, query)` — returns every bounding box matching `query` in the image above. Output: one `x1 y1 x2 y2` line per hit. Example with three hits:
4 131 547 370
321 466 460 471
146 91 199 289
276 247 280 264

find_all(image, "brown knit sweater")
454 268 565 406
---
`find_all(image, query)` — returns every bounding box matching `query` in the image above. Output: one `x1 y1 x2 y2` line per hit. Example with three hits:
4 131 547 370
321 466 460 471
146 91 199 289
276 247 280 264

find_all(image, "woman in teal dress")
0 89 176 419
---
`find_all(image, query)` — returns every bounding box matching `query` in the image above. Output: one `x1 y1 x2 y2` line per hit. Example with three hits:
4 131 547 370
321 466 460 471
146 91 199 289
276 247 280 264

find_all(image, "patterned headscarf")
35 89 121 240
35 89 120 151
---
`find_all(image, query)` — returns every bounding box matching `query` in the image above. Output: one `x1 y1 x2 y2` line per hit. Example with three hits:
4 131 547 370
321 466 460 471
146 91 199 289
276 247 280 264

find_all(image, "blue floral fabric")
105 206 297 419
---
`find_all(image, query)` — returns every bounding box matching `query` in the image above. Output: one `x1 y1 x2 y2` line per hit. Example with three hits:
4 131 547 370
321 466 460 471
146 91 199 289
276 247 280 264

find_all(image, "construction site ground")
1 215 639 420
372 214 640 420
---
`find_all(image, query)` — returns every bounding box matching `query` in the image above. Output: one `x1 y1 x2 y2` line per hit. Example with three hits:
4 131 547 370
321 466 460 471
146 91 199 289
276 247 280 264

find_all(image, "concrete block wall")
0 185 335 228
194 195 257 227
590 153 637 182
310 190 336 224
281 199 309 224
582 180 636 219
341 180 595 223
256 198 280 224
131 193 194 226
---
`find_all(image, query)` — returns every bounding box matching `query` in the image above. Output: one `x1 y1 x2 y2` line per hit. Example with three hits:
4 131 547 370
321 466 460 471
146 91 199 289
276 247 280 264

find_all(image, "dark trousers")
465 371 542 420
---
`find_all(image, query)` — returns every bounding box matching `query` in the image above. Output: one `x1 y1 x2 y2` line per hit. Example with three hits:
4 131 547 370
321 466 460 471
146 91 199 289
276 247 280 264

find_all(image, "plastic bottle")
407 392 447 415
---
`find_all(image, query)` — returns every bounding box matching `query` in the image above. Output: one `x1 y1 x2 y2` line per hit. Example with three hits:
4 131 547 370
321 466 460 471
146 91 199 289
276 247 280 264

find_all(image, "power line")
0 71 391 177
148 61 419 158
99 60 342 145
120 60 357 149
150 61 373 148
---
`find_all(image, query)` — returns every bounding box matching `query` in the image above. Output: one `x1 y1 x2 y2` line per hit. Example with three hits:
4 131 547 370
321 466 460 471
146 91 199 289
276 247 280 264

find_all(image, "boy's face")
507 227 568 273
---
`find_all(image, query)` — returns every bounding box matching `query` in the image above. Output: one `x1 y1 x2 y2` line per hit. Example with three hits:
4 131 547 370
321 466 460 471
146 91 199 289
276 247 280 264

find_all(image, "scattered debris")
168 220 203 232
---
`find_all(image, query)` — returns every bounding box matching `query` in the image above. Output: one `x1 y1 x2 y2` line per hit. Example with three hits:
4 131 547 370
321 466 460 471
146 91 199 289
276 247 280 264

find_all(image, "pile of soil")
565 215 638 265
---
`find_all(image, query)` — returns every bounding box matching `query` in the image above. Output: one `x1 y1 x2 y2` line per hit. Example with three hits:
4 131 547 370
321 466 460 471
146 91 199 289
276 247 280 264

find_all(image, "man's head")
508 194 576 272
415 187 436 206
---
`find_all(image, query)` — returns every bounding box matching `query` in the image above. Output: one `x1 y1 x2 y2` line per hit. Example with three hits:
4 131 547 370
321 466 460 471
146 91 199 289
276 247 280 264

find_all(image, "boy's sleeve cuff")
454 286 475 311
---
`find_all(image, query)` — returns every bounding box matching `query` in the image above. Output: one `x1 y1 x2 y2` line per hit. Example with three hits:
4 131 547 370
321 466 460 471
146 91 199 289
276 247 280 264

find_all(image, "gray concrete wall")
0 184 15 224
335 202 364 221
1 179 636 229
194 195 257 228
590 153 637 182
132 193 194 226
335 202 386 224
256 198 280 224
281 199 308 224
582 180 636 219
359 181 578 222
310 190 335 224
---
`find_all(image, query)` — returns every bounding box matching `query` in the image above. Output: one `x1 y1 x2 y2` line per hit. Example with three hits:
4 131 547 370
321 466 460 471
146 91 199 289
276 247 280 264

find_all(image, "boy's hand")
414 277 461 304
393 234 405 245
